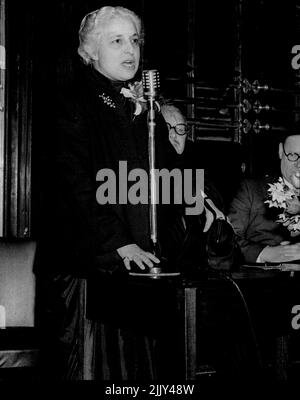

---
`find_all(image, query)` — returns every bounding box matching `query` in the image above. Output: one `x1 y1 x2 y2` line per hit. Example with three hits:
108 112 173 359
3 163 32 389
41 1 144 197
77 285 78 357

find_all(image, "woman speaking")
35 6 188 379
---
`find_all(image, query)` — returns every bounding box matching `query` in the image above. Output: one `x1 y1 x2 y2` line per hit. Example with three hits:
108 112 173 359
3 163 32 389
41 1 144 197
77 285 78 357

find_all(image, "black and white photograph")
0 0 299 394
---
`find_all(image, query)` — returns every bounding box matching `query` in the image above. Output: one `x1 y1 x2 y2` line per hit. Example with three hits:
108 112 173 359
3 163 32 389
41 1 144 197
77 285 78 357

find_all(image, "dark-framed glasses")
283 144 300 162
166 122 189 136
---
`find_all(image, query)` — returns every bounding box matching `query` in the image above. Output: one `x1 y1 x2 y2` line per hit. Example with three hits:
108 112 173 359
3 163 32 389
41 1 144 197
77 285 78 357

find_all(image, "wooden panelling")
0 1 5 237
3 1 33 237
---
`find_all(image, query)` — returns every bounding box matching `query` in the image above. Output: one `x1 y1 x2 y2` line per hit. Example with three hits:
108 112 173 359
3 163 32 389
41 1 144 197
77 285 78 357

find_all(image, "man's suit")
228 175 293 263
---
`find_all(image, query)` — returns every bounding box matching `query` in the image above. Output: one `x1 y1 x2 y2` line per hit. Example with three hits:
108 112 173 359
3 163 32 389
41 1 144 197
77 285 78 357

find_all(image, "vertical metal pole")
295 3 300 122
233 0 243 144
187 0 196 141
148 97 157 248
184 287 197 380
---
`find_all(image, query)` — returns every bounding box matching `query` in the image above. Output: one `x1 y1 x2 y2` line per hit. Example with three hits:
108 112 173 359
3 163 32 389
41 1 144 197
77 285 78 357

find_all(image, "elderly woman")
35 6 188 380
37 7 185 275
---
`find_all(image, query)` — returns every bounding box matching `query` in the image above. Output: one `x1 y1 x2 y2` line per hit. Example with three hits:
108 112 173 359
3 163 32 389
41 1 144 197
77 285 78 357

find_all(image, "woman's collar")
86 66 131 94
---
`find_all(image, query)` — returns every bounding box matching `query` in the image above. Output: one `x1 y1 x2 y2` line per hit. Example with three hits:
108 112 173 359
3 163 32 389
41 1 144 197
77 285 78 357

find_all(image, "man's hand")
203 198 225 233
117 243 160 270
259 242 300 263
203 207 214 233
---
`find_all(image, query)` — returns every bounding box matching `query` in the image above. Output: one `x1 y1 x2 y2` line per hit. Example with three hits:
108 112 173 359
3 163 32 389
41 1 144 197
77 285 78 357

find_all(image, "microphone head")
142 69 160 98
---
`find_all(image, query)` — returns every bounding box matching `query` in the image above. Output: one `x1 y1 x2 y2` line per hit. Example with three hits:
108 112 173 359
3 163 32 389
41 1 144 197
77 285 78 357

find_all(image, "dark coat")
35 66 181 276
228 175 297 263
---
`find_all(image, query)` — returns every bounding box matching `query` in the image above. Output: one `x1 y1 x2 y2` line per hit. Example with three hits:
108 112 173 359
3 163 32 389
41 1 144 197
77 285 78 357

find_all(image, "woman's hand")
117 244 160 270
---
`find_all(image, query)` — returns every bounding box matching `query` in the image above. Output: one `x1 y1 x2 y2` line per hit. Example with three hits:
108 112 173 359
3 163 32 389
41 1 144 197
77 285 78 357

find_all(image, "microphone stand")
130 70 180 278
147 90 162 276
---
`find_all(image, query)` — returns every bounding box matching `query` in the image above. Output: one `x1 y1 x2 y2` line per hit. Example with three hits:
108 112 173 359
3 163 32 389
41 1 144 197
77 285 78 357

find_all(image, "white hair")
160 104 186 122
78 6 143 65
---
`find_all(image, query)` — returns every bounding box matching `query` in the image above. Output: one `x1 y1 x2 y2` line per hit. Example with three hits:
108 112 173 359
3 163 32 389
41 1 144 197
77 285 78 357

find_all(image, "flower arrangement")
265 177 300 232
120 81 147 116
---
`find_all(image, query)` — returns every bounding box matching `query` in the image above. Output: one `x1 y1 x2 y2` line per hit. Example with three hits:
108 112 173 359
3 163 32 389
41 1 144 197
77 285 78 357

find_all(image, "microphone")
142 70 160 100
129 69 181 277
143 70 160 261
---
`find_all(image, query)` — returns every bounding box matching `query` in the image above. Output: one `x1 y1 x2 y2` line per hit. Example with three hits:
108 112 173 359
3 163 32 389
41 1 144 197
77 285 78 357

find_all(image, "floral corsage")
265 177 300 232
120 80 161 117
120 81 147 116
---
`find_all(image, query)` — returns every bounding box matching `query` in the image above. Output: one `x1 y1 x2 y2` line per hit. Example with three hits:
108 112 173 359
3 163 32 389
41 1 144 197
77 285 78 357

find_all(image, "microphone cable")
212 270 264 372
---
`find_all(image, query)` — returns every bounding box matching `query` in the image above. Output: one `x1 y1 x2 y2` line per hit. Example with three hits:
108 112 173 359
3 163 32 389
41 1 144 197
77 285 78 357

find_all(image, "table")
80 268 300 380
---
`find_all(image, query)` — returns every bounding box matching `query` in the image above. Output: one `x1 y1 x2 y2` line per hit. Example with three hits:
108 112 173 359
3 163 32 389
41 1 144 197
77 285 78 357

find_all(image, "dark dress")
36 66 183 275
34 65 187 379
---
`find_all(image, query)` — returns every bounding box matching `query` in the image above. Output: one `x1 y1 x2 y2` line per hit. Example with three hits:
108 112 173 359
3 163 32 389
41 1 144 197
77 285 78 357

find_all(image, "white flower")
265 177 296 209
265 177 300 232
293 218 300 231
120 81 161 116
120 81 147 116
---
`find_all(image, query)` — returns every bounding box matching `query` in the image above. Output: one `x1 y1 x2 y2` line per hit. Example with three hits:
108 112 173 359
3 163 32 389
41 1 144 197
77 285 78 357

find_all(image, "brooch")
99 93 116 109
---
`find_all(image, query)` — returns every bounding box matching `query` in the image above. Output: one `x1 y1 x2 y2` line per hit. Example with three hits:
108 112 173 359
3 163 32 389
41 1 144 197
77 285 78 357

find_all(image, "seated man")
228 128 300 380
228 128 300 264
161 103 225 227
161 104 238 272
161 103 188 155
